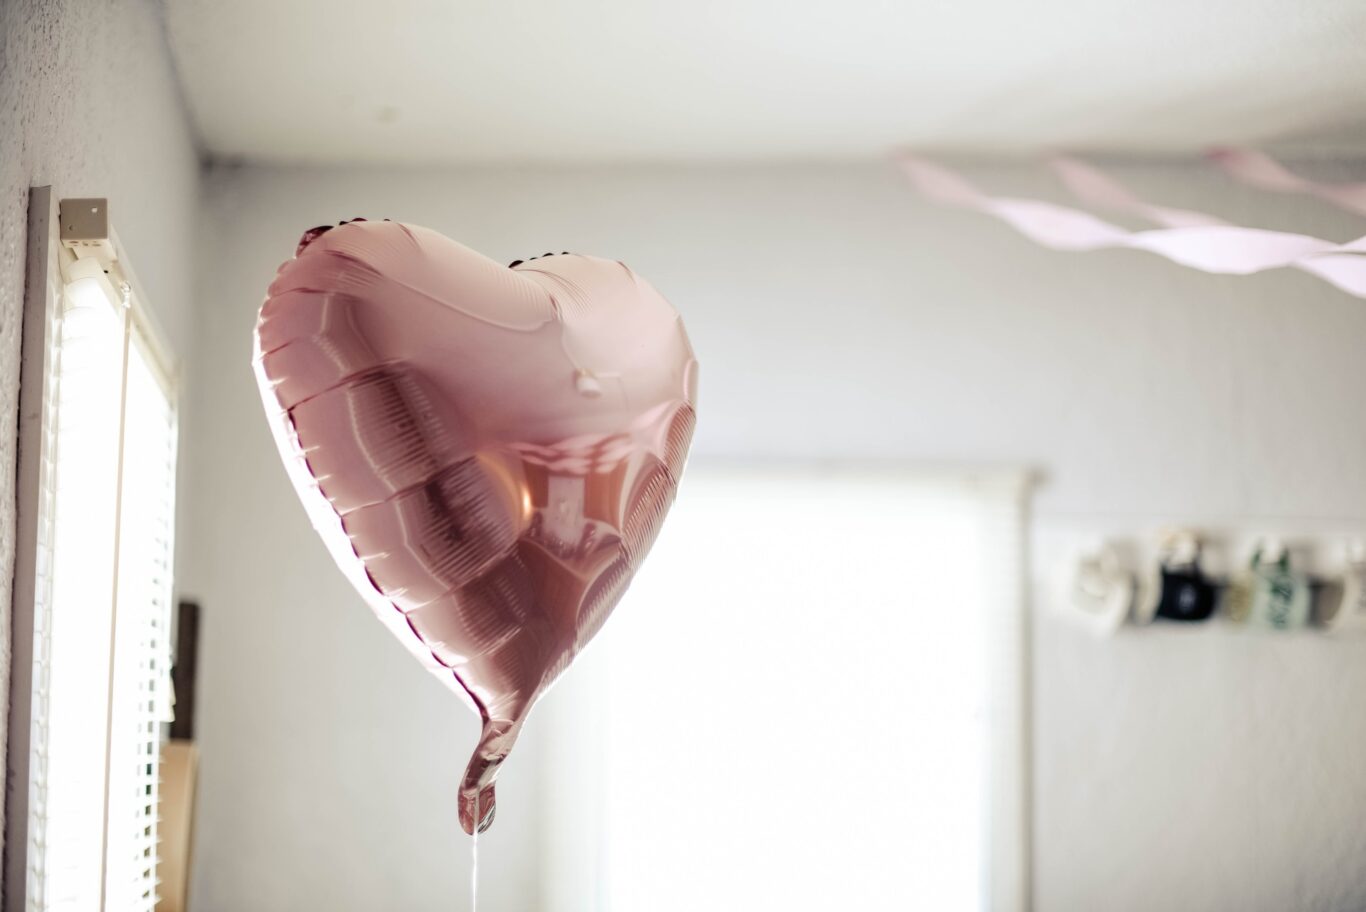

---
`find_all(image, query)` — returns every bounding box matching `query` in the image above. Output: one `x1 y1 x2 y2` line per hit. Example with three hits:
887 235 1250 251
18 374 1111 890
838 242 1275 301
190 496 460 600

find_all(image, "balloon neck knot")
459 782 497 835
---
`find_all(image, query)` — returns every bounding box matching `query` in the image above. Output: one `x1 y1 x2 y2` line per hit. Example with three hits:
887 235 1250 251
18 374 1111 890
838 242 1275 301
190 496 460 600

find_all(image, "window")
541 466 1029 912
11 192 178 912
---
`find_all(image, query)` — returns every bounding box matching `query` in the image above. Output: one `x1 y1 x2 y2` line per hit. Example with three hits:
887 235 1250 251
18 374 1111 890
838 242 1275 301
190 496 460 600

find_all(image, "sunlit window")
21 244 178 912
542 467 1028 912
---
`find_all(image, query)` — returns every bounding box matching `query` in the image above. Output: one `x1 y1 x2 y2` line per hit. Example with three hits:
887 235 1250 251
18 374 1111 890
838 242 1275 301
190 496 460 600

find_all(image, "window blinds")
26 258 178 912
105 328 178 911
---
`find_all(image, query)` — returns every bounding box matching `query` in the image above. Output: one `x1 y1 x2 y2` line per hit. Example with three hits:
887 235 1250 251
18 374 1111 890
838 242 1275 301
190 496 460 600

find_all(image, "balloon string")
471 793 479 912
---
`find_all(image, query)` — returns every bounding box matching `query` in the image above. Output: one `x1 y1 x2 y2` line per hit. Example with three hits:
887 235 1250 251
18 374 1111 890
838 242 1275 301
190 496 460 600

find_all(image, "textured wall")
185 160 1366 911
0 0 200 857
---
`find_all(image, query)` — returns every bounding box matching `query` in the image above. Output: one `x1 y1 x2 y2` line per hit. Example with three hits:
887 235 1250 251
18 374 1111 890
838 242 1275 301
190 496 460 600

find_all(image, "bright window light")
25 254 178 912
39 268 126 911
542 467 1027 912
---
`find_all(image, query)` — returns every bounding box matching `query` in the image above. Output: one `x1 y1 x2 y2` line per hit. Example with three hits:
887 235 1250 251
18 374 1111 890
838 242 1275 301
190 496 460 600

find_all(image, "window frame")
7 187 181 912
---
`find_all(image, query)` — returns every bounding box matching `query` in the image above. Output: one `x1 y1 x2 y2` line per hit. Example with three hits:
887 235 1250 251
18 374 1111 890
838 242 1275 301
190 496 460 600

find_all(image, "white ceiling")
165 0 1366 165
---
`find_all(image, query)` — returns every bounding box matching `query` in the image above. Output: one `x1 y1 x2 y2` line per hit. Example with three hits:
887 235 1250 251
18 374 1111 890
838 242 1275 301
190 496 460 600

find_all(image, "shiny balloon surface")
253 220 697 833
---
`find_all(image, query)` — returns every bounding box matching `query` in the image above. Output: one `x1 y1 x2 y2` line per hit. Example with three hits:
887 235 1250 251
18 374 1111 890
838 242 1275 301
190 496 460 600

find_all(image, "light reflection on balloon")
253 220 697 834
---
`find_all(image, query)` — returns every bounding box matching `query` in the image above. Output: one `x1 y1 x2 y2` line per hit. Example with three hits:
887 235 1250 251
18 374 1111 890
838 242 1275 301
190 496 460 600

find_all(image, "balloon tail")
458 716 521 835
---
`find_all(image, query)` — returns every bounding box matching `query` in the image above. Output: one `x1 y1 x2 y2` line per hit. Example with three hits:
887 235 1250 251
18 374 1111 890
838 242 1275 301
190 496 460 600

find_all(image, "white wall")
184 159 1366 912
0 0 200 855
4 4 1362 907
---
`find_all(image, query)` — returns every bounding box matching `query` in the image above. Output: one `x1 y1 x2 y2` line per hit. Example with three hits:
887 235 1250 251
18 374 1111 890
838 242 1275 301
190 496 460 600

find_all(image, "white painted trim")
108 227 177 395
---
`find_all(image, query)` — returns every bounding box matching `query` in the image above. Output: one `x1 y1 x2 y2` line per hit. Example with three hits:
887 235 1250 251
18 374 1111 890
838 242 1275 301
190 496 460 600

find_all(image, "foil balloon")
253 220 697 834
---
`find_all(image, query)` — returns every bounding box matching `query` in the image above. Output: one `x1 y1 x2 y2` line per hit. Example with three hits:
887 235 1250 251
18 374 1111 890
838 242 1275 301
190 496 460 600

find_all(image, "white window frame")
7 187 180 912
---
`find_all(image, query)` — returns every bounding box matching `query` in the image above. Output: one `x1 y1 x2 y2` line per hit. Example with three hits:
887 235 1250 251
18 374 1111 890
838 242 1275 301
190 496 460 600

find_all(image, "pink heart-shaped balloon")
253 220 697 833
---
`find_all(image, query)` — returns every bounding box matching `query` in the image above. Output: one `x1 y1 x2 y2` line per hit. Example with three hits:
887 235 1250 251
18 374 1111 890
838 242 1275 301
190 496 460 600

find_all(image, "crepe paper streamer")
1209 147 1366 219
1048 155 1366 298
898 155 1366 299
1049 156 1224 229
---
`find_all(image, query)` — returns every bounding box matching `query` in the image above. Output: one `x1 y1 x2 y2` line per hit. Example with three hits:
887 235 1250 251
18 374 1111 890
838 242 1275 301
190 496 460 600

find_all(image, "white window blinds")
26 255 178 912
105 327 178 911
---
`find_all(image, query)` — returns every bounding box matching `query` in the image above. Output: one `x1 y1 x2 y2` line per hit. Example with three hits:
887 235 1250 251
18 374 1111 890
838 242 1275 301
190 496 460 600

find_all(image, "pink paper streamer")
1049 155 1366 297
1050 156 1223 229
899 155 1366 298
1209 147 1366 218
